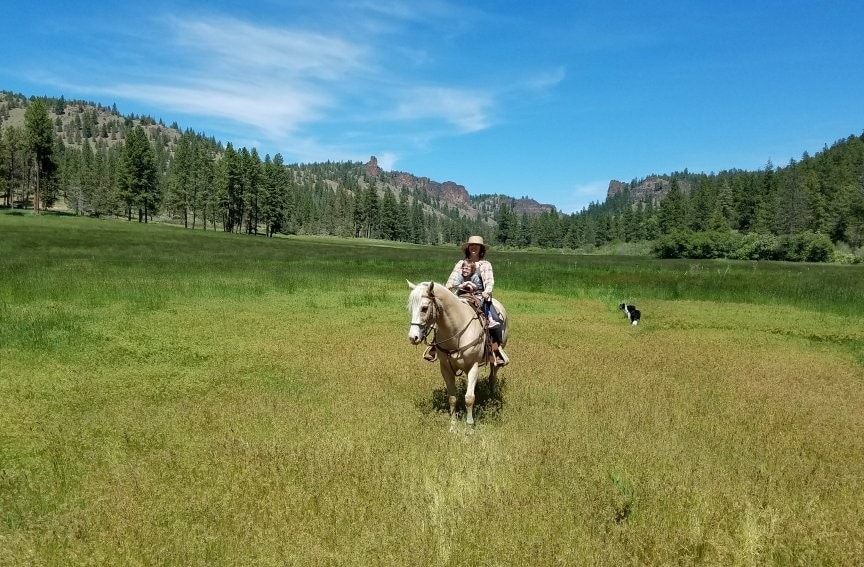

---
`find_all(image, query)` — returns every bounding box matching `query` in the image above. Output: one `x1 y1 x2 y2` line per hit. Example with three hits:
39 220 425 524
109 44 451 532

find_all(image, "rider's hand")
481 291 489 299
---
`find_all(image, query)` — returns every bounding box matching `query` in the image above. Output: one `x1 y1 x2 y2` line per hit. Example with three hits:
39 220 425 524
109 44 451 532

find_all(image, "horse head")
407 280 438 344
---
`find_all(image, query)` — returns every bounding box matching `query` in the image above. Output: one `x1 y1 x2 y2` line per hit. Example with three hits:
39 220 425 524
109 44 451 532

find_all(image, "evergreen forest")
2 91 862 262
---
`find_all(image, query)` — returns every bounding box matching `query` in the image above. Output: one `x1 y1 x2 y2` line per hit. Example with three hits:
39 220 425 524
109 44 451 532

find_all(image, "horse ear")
406 280 416 289
428 281 435 297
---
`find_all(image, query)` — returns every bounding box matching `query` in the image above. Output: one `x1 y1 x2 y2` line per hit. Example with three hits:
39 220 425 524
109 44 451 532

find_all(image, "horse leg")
441 369 458 433
464 363 480 428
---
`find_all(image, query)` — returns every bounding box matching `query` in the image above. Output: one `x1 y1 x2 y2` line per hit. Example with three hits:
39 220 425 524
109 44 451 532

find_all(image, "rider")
446 236 507 366
449 259 499 329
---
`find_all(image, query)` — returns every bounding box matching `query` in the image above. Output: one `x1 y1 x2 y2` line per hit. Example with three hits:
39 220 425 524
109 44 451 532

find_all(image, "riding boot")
490 326 504 346
491 342 508 367
423 345 437 362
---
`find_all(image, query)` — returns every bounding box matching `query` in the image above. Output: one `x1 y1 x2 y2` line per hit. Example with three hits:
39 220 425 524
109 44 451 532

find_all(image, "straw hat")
460 235 489 254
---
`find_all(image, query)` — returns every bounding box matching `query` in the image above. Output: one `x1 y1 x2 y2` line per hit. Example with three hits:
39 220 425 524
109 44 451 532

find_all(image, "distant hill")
364 155 556 219
2 90 862 261
0 91 554 223
0 91 183 154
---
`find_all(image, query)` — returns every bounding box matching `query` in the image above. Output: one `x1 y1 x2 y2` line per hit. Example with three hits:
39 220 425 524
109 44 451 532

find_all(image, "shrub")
802 232 834 262
773 232 833 262
730 233 778 261
651 231 689 258
652 231 742 260
653 231 837 262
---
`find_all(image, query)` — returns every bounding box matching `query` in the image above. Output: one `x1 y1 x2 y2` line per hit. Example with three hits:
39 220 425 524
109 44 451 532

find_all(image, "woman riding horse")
431 236 508 366
407 280 508 430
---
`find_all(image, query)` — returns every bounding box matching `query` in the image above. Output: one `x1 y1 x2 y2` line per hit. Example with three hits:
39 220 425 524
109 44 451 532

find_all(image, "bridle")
409 296 438 343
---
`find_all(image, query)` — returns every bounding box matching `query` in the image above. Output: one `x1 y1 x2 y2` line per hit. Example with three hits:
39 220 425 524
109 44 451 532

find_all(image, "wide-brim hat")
460 235 489 253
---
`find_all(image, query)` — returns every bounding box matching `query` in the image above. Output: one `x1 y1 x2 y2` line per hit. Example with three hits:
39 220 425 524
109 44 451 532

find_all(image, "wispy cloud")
68 6 563 168
170 17 371 80
375 152 399 171
560 181 608 214
525 66 567 91
106 80 329 137
394 87 494 133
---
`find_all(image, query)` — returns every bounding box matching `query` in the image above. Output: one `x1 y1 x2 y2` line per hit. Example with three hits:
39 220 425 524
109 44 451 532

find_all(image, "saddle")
458 295 501 366
422 294 507 367
457 294 487 325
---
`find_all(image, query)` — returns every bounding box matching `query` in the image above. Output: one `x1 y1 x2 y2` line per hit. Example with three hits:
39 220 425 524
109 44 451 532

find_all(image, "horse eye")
421 306 428 312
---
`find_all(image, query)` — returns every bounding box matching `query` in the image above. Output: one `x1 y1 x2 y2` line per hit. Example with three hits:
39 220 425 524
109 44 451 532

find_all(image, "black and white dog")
619 303 641 325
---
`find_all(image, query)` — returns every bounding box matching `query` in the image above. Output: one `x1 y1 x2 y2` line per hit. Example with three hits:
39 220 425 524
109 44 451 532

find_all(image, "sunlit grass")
1 212 863 564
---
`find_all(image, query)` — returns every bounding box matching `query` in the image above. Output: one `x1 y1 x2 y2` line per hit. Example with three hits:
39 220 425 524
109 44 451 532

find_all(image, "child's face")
461 265 473 277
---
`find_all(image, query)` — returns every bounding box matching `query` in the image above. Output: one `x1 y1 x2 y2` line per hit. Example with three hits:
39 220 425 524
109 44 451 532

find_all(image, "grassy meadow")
1 211 863 565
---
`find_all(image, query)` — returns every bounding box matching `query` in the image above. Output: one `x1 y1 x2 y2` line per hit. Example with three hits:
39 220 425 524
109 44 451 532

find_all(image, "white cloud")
525 66 567 91
171 17 371 80
375 152 399 170
559 180 609 214
79 8 562 163
106 80 329 138
394 87 493 133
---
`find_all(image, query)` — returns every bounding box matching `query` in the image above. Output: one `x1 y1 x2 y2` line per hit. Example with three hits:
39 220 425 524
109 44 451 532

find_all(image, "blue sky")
4 1 864 212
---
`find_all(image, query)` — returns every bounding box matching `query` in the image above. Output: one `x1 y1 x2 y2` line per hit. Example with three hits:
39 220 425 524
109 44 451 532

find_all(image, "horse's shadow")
416 373 506 423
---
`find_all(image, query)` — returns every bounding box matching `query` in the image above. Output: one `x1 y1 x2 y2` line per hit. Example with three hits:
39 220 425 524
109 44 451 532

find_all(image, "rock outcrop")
607 176 691 203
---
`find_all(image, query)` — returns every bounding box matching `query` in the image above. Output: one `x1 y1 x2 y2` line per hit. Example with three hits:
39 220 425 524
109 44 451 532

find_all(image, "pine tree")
118 125 159 222
241 148 262 234
378 188 398 240
166 130 196 227
495 202 515 245
396 188 411 241
658 179 686 234
219 143 243 232
410 199 425 244
754 161 776 233
1 126 27 207
773 159 809 234
24 99 55 213
362 183 380 238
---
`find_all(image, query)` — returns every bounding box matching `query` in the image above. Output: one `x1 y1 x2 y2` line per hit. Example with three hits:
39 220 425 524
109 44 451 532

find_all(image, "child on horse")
450 260 499 329
446 236 507 366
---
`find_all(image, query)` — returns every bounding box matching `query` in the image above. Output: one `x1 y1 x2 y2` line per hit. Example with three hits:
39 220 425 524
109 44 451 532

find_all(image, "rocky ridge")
607 176 692 203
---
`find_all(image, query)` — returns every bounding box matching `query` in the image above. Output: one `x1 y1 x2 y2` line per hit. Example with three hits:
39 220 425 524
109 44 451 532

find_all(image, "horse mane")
407 281 457 314
407 281 436 313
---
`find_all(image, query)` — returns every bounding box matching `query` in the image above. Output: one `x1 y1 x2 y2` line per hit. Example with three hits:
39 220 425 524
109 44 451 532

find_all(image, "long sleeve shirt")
446 259 494 295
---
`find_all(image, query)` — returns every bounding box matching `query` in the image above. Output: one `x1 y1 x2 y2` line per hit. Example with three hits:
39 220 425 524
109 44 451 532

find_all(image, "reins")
423 295 488 368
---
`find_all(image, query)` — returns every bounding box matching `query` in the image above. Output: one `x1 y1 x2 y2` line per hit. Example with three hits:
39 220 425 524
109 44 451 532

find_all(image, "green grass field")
1 212 863 564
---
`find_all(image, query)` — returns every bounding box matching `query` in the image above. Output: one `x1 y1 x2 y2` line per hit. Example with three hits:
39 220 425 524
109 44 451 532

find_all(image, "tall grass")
1 212 863 564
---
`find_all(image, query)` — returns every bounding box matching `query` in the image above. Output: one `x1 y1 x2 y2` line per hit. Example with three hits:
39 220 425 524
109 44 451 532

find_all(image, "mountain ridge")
0 91 556 219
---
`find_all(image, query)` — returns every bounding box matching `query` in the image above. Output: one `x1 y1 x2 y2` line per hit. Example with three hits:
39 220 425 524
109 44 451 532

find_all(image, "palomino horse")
407 281 508 431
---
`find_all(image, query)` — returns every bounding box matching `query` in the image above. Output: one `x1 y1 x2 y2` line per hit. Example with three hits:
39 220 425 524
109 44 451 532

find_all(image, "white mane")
406 281 430 315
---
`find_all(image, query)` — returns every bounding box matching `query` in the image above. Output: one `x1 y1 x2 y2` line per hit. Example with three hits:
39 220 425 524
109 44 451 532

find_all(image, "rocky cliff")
366 156 553 215
607 176 691 203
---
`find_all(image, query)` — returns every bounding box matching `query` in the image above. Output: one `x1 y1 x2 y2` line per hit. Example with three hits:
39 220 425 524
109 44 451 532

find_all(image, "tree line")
2 93 862 262
1 94 488 245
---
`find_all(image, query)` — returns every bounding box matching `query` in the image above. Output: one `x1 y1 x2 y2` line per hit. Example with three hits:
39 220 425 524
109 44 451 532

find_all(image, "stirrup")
494 348 509 367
